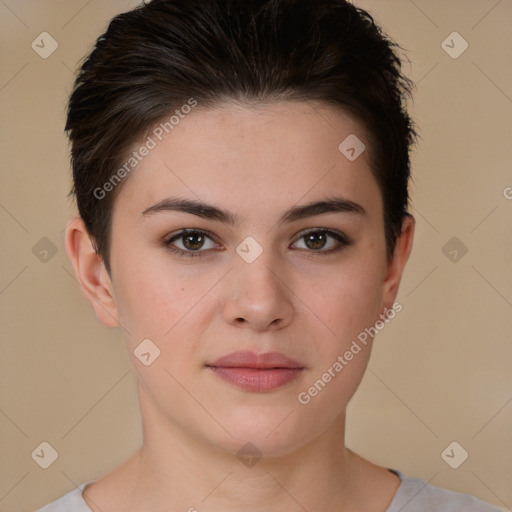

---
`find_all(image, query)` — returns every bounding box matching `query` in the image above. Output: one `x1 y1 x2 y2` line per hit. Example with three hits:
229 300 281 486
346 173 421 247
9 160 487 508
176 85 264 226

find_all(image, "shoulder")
36 482 92 512
388 470 507 512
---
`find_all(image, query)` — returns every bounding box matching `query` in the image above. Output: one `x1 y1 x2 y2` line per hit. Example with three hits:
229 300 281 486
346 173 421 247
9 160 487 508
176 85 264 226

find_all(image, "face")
70 100 413 457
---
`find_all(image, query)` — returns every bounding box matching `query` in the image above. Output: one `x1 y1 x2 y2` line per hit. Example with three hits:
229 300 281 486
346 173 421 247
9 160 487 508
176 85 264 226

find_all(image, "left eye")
292 229 348 252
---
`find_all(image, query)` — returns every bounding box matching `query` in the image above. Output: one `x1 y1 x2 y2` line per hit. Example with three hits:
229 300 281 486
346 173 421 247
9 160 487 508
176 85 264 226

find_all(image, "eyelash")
163 228 352 259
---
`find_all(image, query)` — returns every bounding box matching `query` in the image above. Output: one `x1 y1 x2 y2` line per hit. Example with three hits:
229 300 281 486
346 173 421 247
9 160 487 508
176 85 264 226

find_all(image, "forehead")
112 100 382 222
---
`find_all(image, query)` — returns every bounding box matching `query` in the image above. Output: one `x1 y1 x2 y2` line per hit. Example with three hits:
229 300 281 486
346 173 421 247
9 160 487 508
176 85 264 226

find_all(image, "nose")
222 252 294 332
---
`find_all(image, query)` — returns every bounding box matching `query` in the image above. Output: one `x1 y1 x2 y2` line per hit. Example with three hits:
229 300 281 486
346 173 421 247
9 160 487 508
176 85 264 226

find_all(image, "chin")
203 408 319 460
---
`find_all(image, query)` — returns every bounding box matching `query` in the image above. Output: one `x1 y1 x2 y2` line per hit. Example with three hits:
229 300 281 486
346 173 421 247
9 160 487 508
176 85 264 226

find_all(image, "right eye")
163 229 221 258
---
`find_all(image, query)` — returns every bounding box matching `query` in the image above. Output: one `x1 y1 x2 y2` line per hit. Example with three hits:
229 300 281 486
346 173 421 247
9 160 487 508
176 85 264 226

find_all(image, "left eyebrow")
140 196 366 225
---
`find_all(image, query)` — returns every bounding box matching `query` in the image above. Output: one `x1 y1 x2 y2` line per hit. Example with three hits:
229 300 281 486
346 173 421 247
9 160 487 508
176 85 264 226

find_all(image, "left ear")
380 214 415 310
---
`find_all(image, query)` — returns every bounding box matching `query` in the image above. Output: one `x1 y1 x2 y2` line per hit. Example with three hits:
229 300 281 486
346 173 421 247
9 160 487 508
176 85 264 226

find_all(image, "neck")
126 383 360 512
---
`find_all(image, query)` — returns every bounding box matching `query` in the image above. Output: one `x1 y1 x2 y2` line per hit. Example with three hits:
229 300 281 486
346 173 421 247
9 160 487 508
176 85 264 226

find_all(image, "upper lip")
207 351 303 369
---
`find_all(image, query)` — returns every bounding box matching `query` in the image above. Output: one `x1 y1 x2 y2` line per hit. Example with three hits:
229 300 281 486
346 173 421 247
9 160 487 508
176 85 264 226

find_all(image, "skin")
65 100 415 512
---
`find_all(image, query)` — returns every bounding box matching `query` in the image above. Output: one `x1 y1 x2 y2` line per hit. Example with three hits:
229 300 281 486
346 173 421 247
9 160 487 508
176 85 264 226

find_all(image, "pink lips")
207 351 304 392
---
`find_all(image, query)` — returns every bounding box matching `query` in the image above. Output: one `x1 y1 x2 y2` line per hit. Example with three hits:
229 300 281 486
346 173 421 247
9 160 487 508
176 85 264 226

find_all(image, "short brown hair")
65 0 416 273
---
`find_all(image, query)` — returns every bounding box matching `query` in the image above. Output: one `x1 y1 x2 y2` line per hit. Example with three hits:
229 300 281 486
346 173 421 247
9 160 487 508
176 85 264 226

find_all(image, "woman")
37 0 505 510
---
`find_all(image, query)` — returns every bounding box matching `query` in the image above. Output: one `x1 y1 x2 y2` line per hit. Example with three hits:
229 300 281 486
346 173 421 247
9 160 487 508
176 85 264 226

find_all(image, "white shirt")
37 469 507 511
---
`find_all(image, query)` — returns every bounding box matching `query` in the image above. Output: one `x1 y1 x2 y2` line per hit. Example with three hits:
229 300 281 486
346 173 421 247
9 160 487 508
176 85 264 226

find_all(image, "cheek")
110 254 176 336
294 262 382 415
306 258 384 342
111 251 221 349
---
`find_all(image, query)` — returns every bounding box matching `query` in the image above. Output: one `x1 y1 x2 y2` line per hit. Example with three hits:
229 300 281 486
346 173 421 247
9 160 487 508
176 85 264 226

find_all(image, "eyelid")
164 227 218 243
292 227 351 243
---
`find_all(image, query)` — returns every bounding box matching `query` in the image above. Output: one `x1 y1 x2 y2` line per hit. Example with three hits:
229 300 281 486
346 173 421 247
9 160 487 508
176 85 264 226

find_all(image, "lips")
206 351 304 392
208 350 303 369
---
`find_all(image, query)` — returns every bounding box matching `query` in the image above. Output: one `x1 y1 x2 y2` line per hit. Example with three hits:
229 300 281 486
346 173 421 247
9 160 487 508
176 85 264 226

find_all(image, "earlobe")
380 214 415 310
64 217 120 327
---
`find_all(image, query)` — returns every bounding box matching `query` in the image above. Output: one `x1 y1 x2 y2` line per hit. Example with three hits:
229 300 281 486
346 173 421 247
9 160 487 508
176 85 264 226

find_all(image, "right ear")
64 217 120 327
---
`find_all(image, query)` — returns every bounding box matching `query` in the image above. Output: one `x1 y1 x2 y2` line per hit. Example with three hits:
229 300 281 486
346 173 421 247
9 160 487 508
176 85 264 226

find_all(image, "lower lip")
208 367 303 392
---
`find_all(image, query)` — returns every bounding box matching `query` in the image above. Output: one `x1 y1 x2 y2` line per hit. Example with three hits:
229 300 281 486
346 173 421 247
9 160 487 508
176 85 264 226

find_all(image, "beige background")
1 0 511 511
